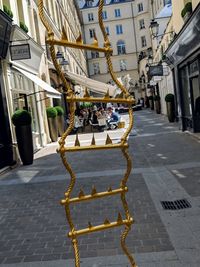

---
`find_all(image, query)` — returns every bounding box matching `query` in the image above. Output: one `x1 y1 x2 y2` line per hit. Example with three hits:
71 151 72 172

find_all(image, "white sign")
150 80 156 86
10 44 31 61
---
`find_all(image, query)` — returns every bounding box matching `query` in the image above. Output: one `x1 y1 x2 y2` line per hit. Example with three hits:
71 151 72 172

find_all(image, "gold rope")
39 0 137 266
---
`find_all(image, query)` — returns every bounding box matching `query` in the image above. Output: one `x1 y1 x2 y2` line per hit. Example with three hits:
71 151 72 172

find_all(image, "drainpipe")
131 2 139 74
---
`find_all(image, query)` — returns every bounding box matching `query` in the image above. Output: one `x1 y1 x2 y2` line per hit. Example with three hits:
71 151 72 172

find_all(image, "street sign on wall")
149 65 163 76
10 44 31 61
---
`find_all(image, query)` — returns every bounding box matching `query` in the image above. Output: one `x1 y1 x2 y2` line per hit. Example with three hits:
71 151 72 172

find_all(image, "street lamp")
149 20 159 38
149 17 174 39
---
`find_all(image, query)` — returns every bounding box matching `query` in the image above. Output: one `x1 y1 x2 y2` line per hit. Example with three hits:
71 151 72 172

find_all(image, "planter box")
15 125 33 165
48 117 58 142
166 102 175 122
57 116 64 136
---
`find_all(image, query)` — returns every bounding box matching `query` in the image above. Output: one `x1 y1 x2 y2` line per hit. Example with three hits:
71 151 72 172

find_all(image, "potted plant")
46 107 58 142
3 5 13 18
20 21 29 33
149 95 154 110
165 93 175 122
11 109 33 165
181 2 192 22
55 106 64 136
154 95 161 114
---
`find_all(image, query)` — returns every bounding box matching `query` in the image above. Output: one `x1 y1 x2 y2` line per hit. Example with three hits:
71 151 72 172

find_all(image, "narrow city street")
0 109 200 267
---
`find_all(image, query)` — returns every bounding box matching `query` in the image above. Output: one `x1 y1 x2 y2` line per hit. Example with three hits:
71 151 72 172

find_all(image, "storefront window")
11 70 38 133
180 67 191 117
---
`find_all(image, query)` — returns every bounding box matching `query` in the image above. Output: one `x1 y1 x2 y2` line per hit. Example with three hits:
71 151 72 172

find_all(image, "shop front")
166 3 200 132
6 25 61 153
0 10 14 170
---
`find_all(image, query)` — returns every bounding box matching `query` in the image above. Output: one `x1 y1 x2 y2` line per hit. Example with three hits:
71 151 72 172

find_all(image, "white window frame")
117 40 126 55
138 3 143 12
105 26 110 35
115 9 121 17
139 19 145 29
102 10 107 20
93 63 100 74
116 24 123 35
141 36 147 47
88 13 94 21
89 29 96 38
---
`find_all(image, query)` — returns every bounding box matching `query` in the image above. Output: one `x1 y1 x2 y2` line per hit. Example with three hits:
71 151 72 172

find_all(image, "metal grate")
161 199 191 210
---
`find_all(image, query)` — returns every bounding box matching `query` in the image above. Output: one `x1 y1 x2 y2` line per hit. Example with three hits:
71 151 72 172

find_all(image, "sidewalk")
0 109 200 267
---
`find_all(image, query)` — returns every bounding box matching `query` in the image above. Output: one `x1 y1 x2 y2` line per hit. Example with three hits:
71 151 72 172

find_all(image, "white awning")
65 71 117 97
13 66 61 99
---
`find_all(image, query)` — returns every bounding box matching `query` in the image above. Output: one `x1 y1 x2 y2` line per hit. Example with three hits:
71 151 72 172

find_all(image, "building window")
91 52 99 59
93 63 100 74
105 26 110 35
141 36 147 47
139 19 145 29
164 0 171 5
89 29 96 38
115 9 121 17
88 13 94 21
117 40 126 54
102 10 107 19
120 60 127 71
86 0 93 7
116 25 123 35
138 3 143 12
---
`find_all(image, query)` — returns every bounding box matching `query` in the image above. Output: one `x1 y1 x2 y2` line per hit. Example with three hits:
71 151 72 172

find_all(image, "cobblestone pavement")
0 109 200 266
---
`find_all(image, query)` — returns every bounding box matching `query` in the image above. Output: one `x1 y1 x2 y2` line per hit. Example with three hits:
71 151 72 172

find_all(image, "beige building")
0 0 87 168
79 0 152 99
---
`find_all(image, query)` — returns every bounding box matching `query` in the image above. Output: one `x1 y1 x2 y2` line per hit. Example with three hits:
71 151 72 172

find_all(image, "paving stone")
172 167 200 197
3 257 24 264
1 110 200 265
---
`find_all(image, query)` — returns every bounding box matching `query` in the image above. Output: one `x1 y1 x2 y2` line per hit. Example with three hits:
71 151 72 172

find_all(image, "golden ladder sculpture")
39 1 137 266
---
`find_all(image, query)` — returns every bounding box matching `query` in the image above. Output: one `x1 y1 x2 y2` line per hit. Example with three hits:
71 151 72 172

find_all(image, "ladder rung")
65 97 134 105
58 143 128 153
62 187 128 204
46 38 113 53
68 218 133 237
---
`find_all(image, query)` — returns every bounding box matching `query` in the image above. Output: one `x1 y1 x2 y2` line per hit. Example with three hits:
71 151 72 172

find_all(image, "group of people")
66 105 120 133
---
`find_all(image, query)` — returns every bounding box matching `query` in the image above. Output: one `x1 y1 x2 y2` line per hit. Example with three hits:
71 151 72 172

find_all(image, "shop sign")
149 65 163 76
10 44 31 61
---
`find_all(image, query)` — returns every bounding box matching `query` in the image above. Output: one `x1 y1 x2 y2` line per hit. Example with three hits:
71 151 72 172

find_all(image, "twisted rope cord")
98 0 129 98
121 148 132 189
121 107 134 144
72 238 80 267
121 225 137 267
38 0 73 96
39 3 79 266
98 3 136 266
49 44 73 95
38 0 53 34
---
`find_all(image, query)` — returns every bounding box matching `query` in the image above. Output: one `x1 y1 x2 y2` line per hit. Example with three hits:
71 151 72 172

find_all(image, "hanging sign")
10 44 31 60
149 65 163 76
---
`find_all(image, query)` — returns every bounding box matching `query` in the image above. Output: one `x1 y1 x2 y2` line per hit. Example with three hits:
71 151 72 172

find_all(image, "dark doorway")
190 76 200 132
0 66 13 169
